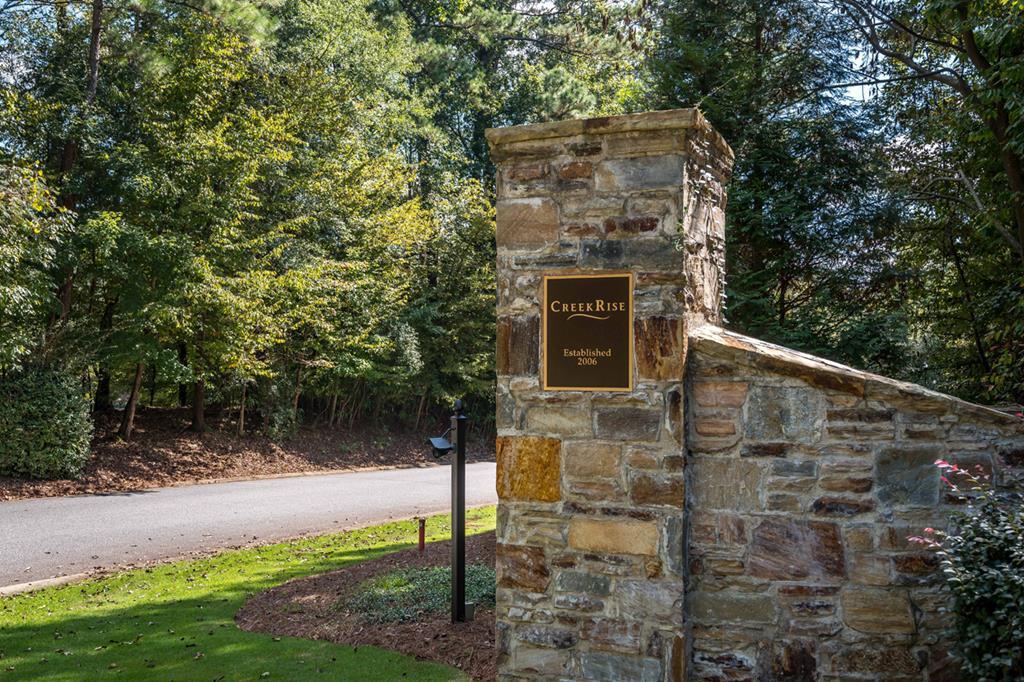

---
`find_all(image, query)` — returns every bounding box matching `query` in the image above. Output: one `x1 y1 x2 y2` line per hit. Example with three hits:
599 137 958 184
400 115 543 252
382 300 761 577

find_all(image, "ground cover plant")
347 564 496 624
237 529 498 680
911 462 1024 679
0 507 495 680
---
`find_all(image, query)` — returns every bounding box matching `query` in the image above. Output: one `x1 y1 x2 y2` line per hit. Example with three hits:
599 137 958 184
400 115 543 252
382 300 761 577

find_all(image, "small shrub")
0 366 92 478
911 460 1024 680
345 564 495 624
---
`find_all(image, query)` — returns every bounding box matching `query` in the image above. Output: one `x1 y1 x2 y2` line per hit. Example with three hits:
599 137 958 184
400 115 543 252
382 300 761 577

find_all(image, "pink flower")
924 527 934 533
935 459 948 467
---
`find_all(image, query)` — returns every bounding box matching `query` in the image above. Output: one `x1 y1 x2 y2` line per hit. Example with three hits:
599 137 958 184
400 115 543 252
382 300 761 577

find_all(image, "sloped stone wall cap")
485 107 734 159
690 324 1024 428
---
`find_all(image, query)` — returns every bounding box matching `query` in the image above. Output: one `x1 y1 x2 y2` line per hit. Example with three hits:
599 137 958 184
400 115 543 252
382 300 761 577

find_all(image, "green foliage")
0 164 72 370
648 0 911 378
914 463 1024 679
0 508 495 680
647 0 1024 402
0 366 92 479
845 0 1024 402
2 0 1019 450
346 564 496 624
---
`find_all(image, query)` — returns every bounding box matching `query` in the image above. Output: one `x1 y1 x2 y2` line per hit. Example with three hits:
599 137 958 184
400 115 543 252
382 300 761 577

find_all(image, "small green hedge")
0 366 92 479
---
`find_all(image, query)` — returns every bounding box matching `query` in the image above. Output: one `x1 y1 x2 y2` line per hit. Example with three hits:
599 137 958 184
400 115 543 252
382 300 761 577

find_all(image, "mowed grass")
0 507 496 681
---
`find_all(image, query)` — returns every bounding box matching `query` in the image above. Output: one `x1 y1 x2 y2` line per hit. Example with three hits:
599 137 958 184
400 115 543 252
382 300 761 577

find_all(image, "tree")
836 0 1024 401
647 0 911 375
0 164 73 371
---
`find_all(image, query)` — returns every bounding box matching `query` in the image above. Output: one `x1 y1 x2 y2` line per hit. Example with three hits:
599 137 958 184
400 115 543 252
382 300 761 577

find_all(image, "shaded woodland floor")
0 407 494 501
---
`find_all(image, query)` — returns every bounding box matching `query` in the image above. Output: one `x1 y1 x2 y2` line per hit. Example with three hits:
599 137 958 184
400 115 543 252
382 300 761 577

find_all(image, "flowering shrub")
910 460 1024 680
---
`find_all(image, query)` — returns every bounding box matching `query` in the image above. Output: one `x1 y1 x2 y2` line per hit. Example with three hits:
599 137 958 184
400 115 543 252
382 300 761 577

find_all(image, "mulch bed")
0 407 494 501
236 531 497 681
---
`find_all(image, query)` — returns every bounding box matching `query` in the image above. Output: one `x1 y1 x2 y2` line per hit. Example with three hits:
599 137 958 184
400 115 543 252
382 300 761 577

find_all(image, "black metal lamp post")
429 399 471 623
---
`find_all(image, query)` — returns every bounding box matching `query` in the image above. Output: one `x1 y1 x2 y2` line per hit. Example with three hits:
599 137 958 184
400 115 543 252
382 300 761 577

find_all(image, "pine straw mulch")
236 531 497 681
0 407 494 501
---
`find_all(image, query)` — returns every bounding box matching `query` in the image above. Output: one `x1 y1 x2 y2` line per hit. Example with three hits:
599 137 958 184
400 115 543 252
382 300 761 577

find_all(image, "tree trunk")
292 365 302 422
93 299 117 411
948 227 993 373
348 380 364 430
237 383 247 436
177 342 188 407
51 0 104 328
191 379 206 433
148 363 156 406
85 0 103 102
778 276 788 326
119 362 144 440
328 393 338 427
415 391 428 430
94 368 111 411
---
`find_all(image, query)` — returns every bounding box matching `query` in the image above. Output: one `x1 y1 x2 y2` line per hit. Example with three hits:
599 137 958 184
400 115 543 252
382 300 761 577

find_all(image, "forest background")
1 0 1021 473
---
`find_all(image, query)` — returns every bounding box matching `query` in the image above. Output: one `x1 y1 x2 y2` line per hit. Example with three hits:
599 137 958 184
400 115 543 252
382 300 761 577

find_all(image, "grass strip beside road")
0 507 496 681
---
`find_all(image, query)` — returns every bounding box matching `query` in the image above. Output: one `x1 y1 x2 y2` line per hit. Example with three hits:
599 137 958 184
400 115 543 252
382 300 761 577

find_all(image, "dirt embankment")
0 408 494 501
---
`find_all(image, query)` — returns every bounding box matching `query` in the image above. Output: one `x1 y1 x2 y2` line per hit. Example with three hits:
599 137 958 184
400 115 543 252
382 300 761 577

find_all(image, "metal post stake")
451 399 468 623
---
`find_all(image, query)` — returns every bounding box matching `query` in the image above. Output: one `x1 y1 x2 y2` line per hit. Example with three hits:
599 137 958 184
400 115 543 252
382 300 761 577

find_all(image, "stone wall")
685 326 1024 681
487 109 733 681
488 109 1024 681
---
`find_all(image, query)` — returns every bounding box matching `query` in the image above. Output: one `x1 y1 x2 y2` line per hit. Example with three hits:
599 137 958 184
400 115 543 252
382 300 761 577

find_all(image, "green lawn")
0 507 496 681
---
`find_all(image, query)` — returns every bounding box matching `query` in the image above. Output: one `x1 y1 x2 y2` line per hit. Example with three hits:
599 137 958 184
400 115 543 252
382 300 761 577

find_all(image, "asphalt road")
0 462 497 589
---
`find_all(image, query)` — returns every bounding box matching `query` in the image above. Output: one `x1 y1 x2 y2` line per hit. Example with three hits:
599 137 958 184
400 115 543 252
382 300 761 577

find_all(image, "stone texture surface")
568 518 659 556
747 519 845 580
489 109 732 682
489 109 1024 681
496 436 561 503
496 198 559 248
686 325 1024 681
635 317 686 381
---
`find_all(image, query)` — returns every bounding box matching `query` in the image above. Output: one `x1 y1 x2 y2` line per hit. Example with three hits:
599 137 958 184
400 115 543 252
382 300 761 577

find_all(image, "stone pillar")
487 109 733 681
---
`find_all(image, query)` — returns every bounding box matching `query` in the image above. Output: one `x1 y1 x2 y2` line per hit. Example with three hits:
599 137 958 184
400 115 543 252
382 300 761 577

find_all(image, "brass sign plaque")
542 273 633 391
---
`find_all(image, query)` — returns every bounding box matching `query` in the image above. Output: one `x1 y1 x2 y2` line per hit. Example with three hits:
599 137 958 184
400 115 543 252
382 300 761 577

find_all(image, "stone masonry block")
747 519 845 581
691 458 760 511
629 472 684 508
694 381 748 407
841 588 916 634
497 543 551 592
876 445 941 506
496 198 558 248
690 591 775 624
564 441 621 479
496 436 561 502
594 155 684 192
745 386 824 441
526 405 592 436
594 406 662 441
618 580 684 621
568 517 659 556
497 315 539 376
580 238 684 272
635 316 686 382
580 652 662 682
